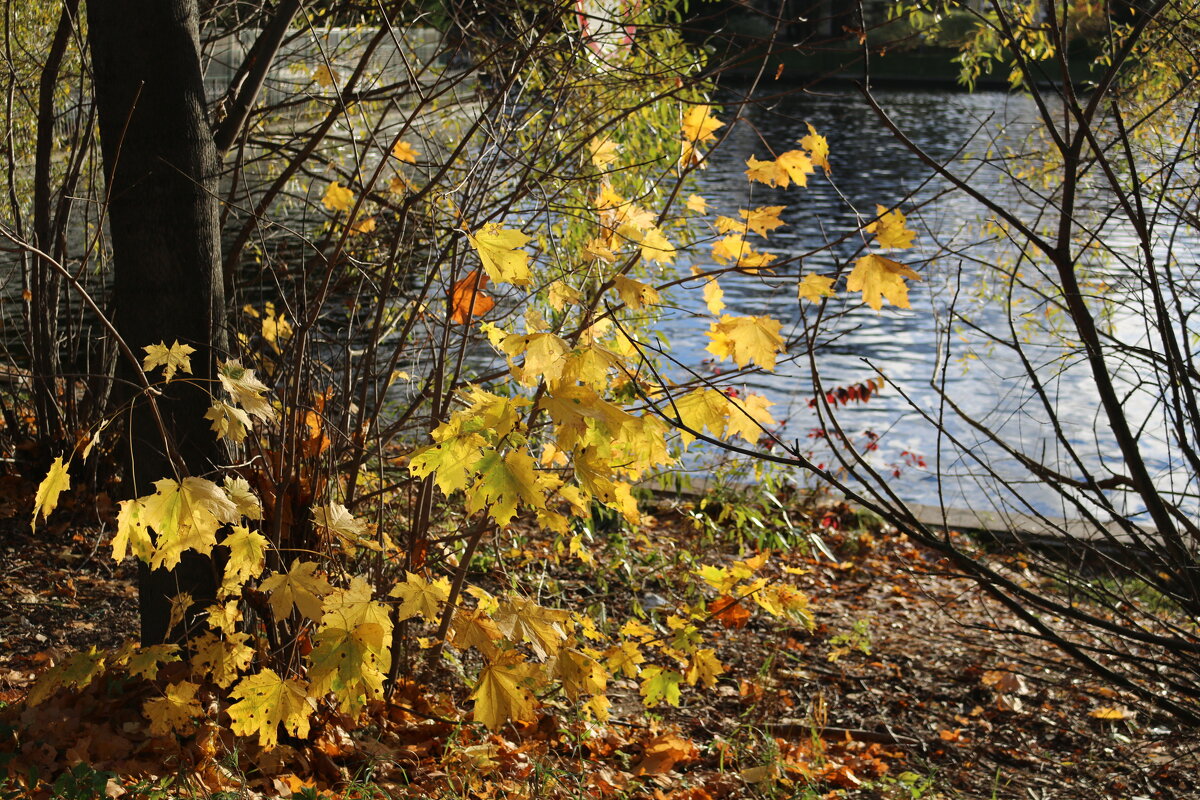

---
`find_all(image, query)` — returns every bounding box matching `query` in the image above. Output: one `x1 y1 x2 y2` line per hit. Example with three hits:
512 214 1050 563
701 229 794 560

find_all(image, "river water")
674 86 1179 522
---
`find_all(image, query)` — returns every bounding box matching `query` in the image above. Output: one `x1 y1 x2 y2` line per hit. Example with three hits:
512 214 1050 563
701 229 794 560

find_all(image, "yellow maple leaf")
190 631 254 688
639 665 682 707
502 331 570 387
798 273 837 302
142 340 195 383
612 275 661 310
685 194 708 213
639 227 676 264
669 388 731 446
313 503 380 552
724 393 777 442
703 278 725 314
681 104 723 143
223 476 263 520
122 643 180 681
705 315 786 370
776 149 814 187
391 140 419 163
466 449 547 525
312 64 338 88
745 155 787 187
589 136 618 168
204 401 252 443
112 498 152 562
452 606 504 657
686 648 725 687
227 669 314 749
866 204 916 249
710 234 776 272
555 648 606 701
390 571 451 622
320 576 393 635
321 181 354 213
494 595 571 659
221 526 269 592
409 436 486 496
468 223 532 286
218 359 274 421
604 640 645 678
847 254 920 311
144 680 203 736
308 622 388 713
739 206 786 238
32 456 70 531
260 559 334 621
349 215 376 235
800 123 830 172
27 647 106 706
472 657 540 731
142 478 240 570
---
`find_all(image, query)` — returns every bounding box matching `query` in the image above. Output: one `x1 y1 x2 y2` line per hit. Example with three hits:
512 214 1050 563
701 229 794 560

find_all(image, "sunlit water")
669 86 1190 522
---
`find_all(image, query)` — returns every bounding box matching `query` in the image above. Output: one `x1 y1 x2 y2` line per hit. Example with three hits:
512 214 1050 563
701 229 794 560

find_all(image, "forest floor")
1 476 1198 800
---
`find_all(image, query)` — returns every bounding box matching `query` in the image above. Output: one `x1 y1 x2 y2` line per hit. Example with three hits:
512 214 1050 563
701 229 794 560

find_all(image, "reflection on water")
677 87 1181 521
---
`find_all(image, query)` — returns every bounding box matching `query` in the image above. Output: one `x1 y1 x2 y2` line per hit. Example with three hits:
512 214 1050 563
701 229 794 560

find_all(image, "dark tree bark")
87 0 227 644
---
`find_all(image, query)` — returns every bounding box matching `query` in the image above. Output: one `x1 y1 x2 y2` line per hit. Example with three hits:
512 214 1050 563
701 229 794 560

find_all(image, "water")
671 86 1192 521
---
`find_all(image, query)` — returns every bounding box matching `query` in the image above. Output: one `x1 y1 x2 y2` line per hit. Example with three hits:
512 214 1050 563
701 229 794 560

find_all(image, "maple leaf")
227 669 314 749
776 149 814 187
670 388 731 446
739 206 786 238
798 273 837 302
391 140 419 163
223 476 263 520
320 576 393 639
450 269 495 325
681 104 723 143
390 571 451 622
800 123 830 172
703 278 726 314
261 559 334 621
32 456 70 530
710 234 776 272
612 275 661 310
847 254 920 311
409 437 486 496
204 401 252 443
745 155 785 186
502 331 570 387
639 227 675 263
472 657 540 731
604 640 645 678
322 181 354 213
639 666 682 707
494 595 571 659
313 503 380 551
218 359 274 420
467 449 547 525
452 606 504 657
27 647 106 706
708 595 751 629
866 204 917 249
634 733 699 776
207 599 242 633
468 223 532 286
142 341 195 383
122 643 181 680
685 194 708 213
705 315 786 371
191 631 255 688
221 526 269 591
349 216 376 235
724 392 777 442
142 478 239 570
589 136 618 168
308 622 388 713
554 648 606 701
313 64 338 88
145 680 203 736
112 498 152 562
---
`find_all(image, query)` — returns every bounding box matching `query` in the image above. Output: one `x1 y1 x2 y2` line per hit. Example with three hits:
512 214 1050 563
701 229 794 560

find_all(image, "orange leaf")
634 733 699 775
708 595 750 629
451 270 496 325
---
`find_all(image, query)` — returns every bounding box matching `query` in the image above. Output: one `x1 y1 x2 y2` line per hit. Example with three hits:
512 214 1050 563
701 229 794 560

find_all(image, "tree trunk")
87 0 227 645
